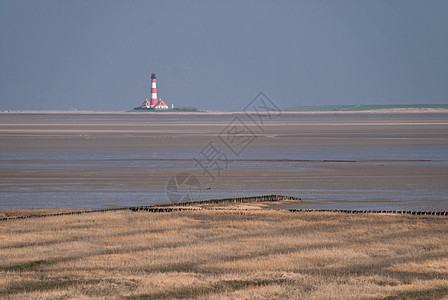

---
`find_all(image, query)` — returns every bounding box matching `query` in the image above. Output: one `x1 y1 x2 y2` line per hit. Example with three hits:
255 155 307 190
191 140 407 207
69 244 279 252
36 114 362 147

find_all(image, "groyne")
1 195 447 221
288 209 448 216
0 195 298 221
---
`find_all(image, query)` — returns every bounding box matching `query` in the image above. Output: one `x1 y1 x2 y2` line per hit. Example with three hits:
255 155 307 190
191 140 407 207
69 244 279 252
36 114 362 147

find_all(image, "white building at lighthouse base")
134 98 169 110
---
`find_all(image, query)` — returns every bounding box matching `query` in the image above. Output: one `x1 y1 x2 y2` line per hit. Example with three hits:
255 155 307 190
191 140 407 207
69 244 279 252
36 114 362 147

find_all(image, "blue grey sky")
1 0 447 111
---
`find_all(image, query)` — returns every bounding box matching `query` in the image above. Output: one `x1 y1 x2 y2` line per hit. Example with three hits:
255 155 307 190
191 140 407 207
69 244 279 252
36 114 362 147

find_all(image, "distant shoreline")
2 108 448 115
285 104 448 111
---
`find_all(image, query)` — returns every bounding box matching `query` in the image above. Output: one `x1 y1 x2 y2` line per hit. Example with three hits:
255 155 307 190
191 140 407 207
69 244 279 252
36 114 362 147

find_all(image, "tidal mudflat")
1 111 447 210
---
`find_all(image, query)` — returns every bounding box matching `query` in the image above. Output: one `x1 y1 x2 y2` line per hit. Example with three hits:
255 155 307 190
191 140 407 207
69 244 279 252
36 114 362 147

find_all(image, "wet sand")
1 111 447 210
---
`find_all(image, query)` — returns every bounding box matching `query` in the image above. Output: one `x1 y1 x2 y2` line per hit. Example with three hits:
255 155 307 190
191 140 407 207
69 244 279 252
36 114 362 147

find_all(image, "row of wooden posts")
289 209 448 216
1 195 447 221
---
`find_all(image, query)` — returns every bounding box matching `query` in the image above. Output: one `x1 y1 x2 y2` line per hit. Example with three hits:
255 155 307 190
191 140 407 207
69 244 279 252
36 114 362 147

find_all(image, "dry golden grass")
0 204 447 299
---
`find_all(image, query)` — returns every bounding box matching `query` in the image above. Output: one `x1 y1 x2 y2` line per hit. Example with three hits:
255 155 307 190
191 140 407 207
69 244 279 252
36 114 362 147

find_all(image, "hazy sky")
1 0 447 111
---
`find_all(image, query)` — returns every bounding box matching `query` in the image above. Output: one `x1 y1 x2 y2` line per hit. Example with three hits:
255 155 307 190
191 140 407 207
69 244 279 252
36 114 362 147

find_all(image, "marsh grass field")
1 200 447 299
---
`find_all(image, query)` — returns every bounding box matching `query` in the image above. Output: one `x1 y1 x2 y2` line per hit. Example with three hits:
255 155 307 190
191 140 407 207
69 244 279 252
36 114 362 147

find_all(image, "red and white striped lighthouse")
150 73 157 107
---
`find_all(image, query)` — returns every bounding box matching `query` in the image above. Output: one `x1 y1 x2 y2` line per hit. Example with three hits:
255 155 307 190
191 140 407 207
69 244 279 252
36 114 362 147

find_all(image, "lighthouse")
134 72 170 110
150 73 157 108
